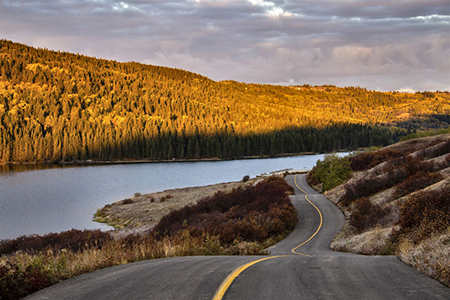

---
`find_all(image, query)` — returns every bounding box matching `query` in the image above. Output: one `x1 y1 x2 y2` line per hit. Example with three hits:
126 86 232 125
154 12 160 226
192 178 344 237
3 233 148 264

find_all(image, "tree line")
1 40 449 163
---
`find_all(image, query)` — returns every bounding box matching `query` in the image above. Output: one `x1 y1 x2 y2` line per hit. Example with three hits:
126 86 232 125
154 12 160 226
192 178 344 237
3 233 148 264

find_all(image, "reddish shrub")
342 154 432 206
159 194 173 203
306 167 320 186
394 188 450 243
342 175 387 206
122 199 134 204
349 150 404 171
0 229 112 256
423 140 450 159
381 155 423 177
391 171 443 200
152 176 297 244
349 197 389 233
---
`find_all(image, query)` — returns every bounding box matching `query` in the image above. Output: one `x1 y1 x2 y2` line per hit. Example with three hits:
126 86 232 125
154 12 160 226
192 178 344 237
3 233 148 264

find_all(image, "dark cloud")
0 0 448 91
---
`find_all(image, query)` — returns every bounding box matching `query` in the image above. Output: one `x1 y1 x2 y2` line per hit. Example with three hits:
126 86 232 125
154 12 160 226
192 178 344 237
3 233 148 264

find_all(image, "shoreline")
94 169 310 238
0 151 319 167
0 152 327 174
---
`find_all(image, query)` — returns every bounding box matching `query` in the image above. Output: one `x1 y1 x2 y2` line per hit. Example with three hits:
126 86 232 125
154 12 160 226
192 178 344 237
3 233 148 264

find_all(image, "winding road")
26 174 450 299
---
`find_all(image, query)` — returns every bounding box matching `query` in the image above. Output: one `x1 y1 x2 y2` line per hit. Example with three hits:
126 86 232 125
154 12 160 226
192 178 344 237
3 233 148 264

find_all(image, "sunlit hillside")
1 40 449 163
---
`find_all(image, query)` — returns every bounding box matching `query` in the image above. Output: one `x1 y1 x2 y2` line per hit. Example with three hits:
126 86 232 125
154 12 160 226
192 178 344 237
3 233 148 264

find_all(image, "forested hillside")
1 40 449 163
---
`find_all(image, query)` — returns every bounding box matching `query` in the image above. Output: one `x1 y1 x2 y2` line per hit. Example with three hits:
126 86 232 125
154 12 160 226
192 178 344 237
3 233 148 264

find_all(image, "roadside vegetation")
0 176 296 299
307 153 352 192
311 134 450 286
153 176 297 245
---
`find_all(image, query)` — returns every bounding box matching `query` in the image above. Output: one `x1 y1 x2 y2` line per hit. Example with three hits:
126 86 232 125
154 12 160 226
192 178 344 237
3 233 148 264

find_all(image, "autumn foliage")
349 149 404 171
349 197 389 233
394 188 450 244
0 229 112 256
342 153 449 206
2 40 450 163
391 171 443 200
153 176 296 244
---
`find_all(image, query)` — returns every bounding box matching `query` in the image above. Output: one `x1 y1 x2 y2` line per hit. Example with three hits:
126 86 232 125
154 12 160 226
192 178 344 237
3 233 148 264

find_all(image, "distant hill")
1 40 450 163
321 134 450 286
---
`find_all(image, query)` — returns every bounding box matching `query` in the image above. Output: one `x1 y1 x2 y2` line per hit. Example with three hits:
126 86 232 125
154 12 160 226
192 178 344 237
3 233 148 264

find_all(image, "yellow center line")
291 174 323 255
212 255 290 300
212 174 324 300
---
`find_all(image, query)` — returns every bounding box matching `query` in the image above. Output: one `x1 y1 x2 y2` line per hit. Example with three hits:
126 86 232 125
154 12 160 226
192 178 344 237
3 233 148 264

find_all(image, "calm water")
0 154 344 240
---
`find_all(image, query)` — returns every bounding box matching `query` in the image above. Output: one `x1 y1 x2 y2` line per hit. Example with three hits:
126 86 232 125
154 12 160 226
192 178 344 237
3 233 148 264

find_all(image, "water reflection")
0 163 69 174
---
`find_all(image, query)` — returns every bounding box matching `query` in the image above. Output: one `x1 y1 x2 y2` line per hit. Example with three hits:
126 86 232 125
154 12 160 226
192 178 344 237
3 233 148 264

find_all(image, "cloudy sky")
1 0 449 91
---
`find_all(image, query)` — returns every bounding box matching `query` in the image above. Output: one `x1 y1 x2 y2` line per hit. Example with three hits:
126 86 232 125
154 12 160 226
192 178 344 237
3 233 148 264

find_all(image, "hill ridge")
1 40 450 163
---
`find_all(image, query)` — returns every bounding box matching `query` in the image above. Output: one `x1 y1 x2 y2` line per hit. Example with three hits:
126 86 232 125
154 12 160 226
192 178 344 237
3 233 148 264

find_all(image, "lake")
0 154 345 240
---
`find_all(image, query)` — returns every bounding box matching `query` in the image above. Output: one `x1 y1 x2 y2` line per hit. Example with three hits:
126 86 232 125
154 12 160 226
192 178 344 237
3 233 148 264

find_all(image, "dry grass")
1 231 268 299
0 233 203 299
331 225 393 255
326 134 450 286
94 180 254 234
0 226 275 300
398 229 450 286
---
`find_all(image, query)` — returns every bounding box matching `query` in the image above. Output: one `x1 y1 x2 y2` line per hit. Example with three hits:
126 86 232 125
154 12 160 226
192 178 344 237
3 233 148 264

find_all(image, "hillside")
1 40 450 163
319 134 450 286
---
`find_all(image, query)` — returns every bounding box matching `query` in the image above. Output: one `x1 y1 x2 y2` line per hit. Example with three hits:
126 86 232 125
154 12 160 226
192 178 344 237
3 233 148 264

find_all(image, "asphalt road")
26 174 450 300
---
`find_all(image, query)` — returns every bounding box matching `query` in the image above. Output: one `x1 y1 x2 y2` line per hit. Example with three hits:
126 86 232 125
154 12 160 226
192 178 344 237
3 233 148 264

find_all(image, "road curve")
26 174 450 300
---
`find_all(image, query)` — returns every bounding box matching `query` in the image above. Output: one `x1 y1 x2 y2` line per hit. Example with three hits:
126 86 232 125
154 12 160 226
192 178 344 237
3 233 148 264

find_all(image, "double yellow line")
212 174 323 300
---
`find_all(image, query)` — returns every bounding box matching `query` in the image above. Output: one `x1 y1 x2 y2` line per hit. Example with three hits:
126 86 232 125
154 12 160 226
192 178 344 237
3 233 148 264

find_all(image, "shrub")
0 260 53 300
122 199 134 205
242 175 250 182
422 140 450 159
0 229 112 256
342 175 388 206
306 167 320 186
342 154 430 206
152 176 297 244
391 171 443 200
349 197 389 233
349 149 404 171
312 154 352 192
159 194 173 203
395 188 450 243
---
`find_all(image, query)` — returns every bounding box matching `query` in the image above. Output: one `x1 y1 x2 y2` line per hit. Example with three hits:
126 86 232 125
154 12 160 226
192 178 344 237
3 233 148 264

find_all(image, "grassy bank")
309 134 450 286
93 180 254 233
0 176 297 299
